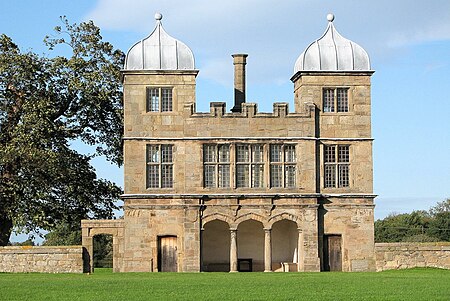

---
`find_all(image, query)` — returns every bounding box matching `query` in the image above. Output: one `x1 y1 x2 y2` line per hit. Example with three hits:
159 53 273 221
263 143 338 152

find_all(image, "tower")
291 14 375 271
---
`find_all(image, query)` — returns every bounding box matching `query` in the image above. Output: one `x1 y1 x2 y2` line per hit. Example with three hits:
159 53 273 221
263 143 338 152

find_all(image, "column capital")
263 228 272 232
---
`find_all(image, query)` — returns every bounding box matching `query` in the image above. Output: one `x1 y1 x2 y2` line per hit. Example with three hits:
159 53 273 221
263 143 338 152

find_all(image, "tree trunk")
0 215 13 246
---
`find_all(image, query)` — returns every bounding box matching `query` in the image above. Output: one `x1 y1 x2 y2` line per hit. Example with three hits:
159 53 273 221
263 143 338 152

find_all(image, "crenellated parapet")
184 101 316 119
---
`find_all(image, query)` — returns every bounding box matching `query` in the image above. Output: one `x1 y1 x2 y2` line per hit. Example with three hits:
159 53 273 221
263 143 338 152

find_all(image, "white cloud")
85 0 450 85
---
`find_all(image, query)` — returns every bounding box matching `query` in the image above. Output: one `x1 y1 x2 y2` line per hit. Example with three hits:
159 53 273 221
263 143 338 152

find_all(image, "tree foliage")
42 221 81 246
375 199 450 242
0 17 124 245
93 234 113 268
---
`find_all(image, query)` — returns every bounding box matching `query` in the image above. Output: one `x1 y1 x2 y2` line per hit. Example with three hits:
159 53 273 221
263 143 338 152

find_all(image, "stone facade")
0 246 83 273
82 14 376 273
375 242 450 271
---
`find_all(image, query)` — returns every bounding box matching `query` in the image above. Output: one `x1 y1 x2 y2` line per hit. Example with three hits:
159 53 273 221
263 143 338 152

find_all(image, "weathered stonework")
0 246 83 273
81 15 377 273
375 242 450 271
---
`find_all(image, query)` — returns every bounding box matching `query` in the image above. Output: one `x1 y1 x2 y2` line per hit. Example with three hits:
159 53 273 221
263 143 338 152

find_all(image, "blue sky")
1 0 450 234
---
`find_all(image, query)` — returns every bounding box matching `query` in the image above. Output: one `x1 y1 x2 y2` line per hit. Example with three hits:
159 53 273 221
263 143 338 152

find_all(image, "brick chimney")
231 54 248 113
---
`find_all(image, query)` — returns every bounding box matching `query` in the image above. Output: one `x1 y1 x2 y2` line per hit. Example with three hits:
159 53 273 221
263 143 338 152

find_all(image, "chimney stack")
231 54 248 113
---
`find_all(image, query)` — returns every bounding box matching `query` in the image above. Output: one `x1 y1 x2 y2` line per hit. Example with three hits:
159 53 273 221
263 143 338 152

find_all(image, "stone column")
297 228 303 272
264 228 272 272
231 54 248 113
230 229 238 272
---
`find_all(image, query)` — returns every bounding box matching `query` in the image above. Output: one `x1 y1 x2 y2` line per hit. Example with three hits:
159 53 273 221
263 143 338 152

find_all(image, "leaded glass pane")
218 145 230 163
204 165 216 188
161 88 172 112
218 164 230 188
324 165 336 188
337 88 348 113
236 145 250 162
252 164 264 188
324 145 336 163
236 164 249 188
285 145 296 163
203 145 216 163
147 165 159 188
161 165 173 188
338 145 349 163
285 165 296 188
148 145 160 163
323 89 334 112
270 145 282 162
338 164 349 187
147 88 159 112
161 145 173 163
270 165 282 188
252 145 264 163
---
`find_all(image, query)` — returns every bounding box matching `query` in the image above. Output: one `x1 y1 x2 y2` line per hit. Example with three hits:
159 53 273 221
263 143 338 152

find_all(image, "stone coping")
375 242 450 250
81 219 124 227
0 246 82 254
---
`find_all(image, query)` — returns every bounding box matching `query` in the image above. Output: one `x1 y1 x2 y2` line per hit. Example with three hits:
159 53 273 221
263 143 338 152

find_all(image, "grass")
0 268 449 301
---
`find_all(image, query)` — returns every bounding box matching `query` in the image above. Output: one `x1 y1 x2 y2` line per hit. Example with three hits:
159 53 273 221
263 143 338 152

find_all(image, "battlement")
185 101 316 119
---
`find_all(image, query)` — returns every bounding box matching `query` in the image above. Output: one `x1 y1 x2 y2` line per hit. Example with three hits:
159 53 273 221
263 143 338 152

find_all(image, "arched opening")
202 220 230 272
272 220 298 272
93 234 113 270
237 219 264 272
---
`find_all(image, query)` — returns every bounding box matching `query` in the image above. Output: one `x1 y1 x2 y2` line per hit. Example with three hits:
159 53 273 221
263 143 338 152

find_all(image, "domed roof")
124 13 195 71
294 14 371 73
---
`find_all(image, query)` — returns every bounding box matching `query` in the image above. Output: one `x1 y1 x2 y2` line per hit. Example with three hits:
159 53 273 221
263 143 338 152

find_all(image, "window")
270 144 296 188
324 145 349 188
236 144 264 188
323 88 349 113
203 144 230 188
147 87 173 112
147 145 173 188
202 143 297 189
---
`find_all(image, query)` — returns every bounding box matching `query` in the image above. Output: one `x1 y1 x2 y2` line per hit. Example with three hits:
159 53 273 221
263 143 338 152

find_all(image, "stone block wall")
0 246 83 273
375 242 450 271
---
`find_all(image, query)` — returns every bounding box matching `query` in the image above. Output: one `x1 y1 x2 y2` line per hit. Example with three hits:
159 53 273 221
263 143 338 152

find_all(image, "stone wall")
0 246 83 273
375 242 450 271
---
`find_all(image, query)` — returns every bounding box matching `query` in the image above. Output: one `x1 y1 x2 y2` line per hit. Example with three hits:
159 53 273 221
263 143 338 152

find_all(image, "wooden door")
158 236 177 272
323 235 342 271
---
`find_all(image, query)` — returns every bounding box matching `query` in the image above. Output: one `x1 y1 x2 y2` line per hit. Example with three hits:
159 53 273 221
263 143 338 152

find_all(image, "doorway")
158 236 177 272
323 234 342 271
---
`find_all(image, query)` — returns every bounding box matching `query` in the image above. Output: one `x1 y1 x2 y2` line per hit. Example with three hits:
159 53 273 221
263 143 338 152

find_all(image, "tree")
0 17 124 246
375 199 450 243
429 199 450 216
93 234 113 268
42 221 81 246
427 212 450 241
374 211 432 243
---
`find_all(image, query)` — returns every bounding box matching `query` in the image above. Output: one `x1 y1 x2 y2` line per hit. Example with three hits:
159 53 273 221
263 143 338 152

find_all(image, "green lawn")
0 268 449 301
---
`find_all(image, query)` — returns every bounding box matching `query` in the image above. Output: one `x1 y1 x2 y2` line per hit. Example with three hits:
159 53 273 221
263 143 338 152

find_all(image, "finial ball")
327 13 335 22
155 13 163 21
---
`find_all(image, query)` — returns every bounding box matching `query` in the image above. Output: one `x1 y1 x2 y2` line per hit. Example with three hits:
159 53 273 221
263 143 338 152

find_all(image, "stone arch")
202 213 234 229
201 219 231 272
233 213 267 229
268 213 301 229
81 220 124 273
271 219 299 271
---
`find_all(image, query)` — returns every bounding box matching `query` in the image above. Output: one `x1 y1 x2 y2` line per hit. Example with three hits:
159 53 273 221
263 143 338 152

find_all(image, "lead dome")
294 14 371 73
124 13 195 70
